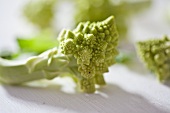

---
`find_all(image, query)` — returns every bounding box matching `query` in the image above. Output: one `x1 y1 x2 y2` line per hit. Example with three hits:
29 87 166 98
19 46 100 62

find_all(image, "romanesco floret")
59 16 118 92
137 36 170 82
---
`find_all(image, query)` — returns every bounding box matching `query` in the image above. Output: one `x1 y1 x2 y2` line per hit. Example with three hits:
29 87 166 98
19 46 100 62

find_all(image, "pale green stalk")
0 48 69 84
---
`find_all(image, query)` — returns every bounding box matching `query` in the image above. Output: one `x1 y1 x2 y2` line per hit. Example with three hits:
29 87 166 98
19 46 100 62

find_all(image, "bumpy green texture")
74 0 151 39
0 16 118 93
59 16 118 92
23 0 57 29
137 36 170 82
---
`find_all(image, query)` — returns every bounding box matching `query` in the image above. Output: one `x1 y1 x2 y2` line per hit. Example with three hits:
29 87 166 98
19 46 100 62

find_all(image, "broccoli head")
59 16 119 92
137 36 170 82
0 16 118 93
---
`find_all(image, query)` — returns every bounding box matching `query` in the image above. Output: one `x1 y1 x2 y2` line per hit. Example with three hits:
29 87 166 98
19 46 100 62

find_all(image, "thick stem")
0 49 69 84
79 78 95 93
0 62 45 84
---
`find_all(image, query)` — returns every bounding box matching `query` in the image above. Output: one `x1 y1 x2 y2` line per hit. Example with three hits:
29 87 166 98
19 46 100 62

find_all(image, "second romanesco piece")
137 36 170 82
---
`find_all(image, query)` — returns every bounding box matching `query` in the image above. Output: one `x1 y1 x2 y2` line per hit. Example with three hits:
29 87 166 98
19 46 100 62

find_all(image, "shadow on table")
126 58 149 74
3 83 168 113
117 43 149 76
164 80 170 88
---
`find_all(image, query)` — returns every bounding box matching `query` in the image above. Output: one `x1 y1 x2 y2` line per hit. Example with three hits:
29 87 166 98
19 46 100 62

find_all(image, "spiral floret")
137 36 170 81
59 16 118 93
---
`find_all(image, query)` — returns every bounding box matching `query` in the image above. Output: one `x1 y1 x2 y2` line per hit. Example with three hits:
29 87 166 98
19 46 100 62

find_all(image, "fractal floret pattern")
59 16 119 92
137 36 170 81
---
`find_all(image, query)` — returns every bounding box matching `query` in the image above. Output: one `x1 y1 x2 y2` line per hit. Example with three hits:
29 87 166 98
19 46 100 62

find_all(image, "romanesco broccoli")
137 36 170 82
0 16 118 93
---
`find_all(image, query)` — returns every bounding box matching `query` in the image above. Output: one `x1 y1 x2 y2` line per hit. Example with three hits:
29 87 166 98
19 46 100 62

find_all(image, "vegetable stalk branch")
0 16 118 93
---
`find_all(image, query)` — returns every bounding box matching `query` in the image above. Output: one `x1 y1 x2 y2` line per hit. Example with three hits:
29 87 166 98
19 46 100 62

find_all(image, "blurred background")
1 1 170 112
0 0 170 59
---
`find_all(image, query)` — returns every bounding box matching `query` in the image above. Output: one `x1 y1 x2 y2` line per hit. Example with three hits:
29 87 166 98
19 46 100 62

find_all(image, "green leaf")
115 52 133 64
17 30 59 54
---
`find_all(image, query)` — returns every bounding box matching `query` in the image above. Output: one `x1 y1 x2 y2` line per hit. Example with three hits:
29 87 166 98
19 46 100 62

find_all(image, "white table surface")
1 0 170 113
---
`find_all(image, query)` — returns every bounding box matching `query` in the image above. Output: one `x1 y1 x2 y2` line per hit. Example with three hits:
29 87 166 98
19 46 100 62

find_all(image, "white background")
0 0 170 113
